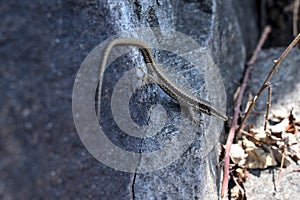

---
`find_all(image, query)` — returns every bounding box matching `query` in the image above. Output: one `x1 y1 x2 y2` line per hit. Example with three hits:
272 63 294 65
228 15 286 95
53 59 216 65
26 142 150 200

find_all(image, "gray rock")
100 0 247 199
0 0 255 199
233 0 259 57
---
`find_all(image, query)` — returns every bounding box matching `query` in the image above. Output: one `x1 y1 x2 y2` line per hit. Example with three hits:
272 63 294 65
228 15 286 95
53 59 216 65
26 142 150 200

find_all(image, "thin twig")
293 0 300 37
264 84 273 131
291 168 300 173
237 33 300 134
247 26 271 66
277 147 286 185
231 174 245 197
240 130 267 145
221 26 271 199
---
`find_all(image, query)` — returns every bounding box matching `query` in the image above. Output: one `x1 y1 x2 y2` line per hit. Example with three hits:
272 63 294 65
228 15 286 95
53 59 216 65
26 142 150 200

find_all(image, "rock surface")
244 48 300 199
0 0 258 199
245 48 300 124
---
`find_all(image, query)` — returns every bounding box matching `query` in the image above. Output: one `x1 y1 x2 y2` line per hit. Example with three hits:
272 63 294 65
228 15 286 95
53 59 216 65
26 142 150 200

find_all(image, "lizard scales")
98 38 228 121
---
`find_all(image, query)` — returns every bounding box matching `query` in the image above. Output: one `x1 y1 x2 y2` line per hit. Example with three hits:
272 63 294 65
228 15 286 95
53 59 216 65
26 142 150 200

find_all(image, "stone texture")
243 48 300 199
97 0 247 199
0 1 131 199
0 0 254 199
233 0 259 57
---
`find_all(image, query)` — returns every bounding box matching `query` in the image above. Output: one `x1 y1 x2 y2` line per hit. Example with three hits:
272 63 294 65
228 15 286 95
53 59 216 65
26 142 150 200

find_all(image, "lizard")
97 38 228 122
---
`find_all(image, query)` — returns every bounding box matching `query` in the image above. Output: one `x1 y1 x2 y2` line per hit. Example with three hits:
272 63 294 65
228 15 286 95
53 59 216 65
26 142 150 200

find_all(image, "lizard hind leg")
188 107 204 129
138 64 156 86
188 107 204 130
137 65 149 86
140 67 157 86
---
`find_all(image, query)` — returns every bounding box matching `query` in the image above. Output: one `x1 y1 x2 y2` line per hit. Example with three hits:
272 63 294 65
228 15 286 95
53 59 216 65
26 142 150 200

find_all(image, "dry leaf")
271 110 288 119
282 132 298 147
270 118 289 135
236 168 249 182
271 146 291 168
245 148 277 169
249 128 267 140
229 170 246 200
230 144 248 166
243 138 277 169
286 110 297 136
281 132 300 162
291 153 300 162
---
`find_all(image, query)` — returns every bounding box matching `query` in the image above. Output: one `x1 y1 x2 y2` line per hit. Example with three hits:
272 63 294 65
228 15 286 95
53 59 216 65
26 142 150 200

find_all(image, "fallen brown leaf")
243 137 277 169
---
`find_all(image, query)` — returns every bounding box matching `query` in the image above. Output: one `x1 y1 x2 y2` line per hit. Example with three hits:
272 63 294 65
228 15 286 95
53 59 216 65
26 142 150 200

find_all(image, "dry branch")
264 84 273 131
221 26 271 199
237 33 300 134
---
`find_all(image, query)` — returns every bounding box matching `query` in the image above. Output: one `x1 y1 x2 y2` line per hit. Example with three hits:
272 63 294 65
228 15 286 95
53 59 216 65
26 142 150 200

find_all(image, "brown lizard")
97 38 228 121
